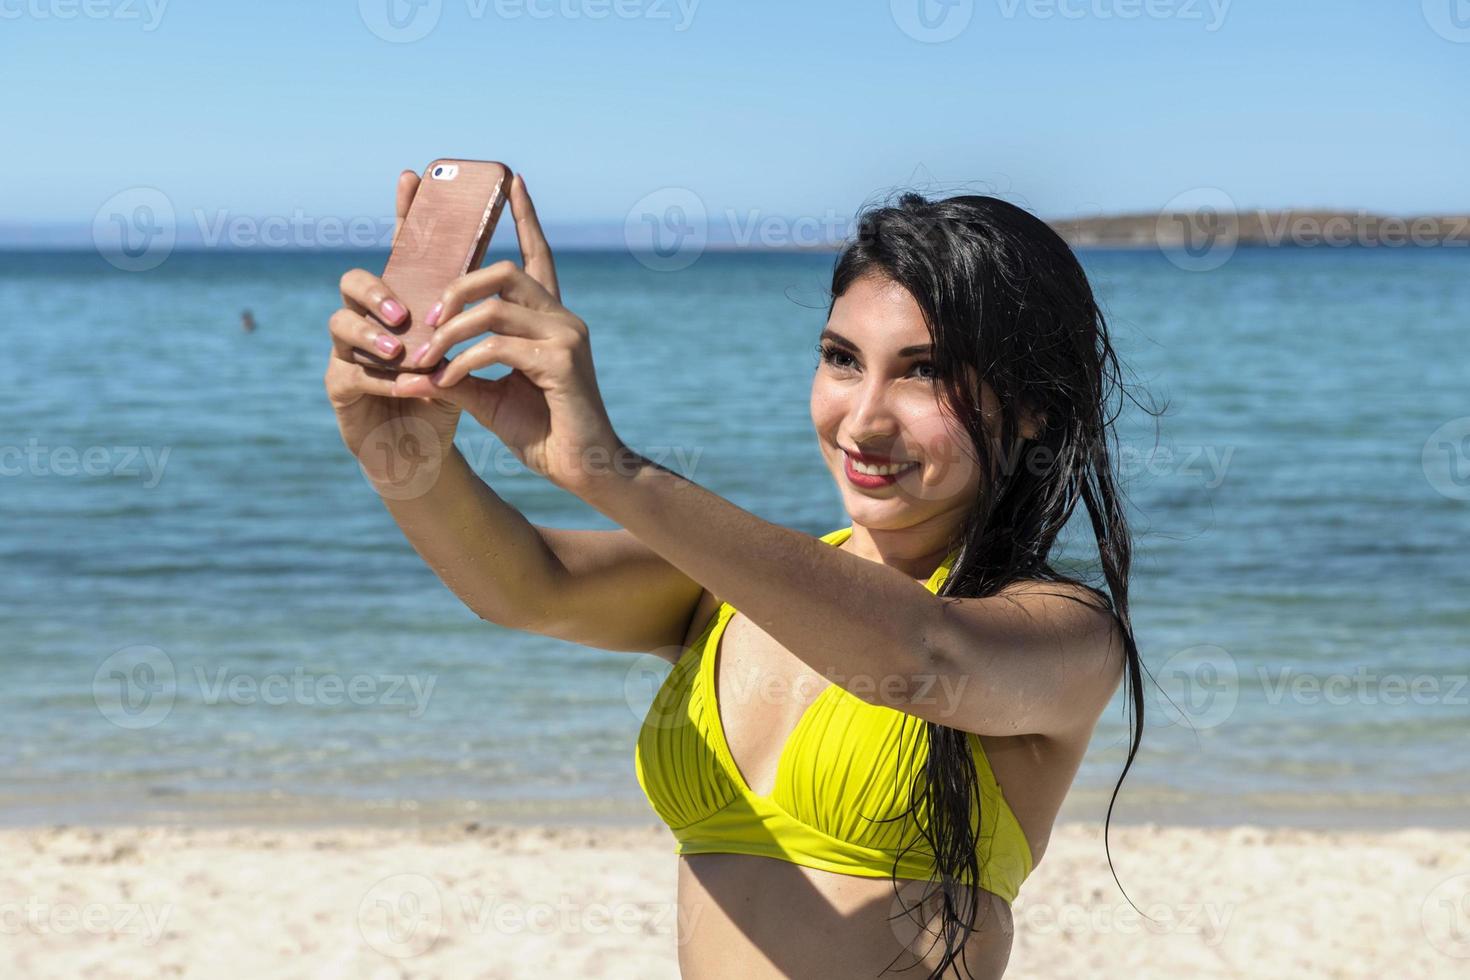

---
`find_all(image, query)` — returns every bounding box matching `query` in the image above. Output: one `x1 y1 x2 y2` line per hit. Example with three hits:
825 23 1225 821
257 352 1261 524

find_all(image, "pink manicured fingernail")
374 333 401 357
424 301 444 328
379 298 406 324
409 342 431 367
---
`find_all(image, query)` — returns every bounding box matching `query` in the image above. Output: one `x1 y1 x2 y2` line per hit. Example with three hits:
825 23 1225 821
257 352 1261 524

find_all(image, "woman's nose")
845 379 900 436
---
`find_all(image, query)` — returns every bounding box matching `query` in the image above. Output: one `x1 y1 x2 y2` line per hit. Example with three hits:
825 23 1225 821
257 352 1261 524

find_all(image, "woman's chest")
711 611 837 799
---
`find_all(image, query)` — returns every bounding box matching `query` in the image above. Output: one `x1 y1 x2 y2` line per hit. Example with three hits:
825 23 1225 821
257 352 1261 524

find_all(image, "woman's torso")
666 570 1094 979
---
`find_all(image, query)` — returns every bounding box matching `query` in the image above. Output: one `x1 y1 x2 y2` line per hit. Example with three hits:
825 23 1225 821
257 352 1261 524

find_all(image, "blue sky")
4 0 1467 243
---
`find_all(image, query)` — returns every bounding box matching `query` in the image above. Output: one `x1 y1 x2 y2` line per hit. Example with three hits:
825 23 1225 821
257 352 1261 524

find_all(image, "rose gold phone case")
352 158 512 373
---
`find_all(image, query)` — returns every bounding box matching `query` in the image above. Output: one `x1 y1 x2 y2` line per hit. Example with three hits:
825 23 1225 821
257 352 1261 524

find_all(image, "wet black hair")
826 192 1155 978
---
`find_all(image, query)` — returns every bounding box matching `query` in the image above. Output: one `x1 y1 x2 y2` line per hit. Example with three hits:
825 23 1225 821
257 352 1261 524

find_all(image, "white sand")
3 821 1467 978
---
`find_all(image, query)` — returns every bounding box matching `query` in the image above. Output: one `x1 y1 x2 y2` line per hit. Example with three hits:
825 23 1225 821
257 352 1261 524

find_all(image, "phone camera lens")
432 166 444 178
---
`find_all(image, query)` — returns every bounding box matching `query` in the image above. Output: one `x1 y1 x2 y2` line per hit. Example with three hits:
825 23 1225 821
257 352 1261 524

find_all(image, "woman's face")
810 274 986 534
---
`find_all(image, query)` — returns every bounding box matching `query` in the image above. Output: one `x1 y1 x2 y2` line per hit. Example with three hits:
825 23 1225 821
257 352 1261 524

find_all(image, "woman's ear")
1019 406 1047 441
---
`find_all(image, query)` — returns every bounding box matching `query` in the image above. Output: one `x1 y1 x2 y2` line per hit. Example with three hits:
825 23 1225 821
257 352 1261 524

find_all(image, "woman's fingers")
405 297 558 368
324 354 403 405
434 260 561 327
392 369 504 406
328 307 404 363
426 332 549 389
339 268 409 328
389 169 421 251
396 169 420 222
509 173 560 301
345 369 400 399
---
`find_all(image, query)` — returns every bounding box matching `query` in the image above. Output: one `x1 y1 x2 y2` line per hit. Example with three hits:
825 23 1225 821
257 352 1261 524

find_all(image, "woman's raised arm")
375 446 704 654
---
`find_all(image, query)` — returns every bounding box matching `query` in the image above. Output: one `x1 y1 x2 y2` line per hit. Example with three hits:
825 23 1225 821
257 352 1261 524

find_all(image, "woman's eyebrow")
820 328 933 357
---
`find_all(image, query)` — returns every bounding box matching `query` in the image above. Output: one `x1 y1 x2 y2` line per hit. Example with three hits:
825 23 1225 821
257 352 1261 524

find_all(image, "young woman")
324 172 1142 979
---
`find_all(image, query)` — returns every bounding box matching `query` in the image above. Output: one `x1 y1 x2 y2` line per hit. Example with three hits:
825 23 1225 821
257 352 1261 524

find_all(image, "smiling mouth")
842 449 920 478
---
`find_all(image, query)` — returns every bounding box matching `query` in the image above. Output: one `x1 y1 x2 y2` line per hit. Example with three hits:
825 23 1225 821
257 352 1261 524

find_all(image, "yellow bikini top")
634 525 1034 903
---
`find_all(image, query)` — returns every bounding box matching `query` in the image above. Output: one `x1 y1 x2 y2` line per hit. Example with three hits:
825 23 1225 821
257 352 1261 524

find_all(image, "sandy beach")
4 820 1466 978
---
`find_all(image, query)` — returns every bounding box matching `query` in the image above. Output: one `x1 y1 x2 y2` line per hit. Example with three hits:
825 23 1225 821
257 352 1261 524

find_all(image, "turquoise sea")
3 246 1466 829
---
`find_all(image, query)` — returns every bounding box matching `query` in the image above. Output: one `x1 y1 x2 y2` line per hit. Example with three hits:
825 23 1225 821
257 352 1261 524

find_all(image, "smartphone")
352 158 512 373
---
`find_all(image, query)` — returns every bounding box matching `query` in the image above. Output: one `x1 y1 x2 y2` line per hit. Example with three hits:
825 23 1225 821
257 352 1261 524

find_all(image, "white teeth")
848 454 916 476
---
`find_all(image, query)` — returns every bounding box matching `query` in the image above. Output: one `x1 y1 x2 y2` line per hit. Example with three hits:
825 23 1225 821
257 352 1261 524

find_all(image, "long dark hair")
825 192 1154 978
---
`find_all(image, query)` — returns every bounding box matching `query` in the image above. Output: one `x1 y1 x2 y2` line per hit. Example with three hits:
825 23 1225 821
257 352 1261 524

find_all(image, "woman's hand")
390 175 624 495
323 169 463 490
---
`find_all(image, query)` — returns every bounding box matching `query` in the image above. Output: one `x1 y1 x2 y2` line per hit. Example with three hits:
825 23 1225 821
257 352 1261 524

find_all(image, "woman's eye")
818 344 855 370
817 344 938 380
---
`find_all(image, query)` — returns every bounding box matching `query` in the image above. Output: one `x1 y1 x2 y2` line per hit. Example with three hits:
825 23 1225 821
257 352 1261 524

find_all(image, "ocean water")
2 246 1466 829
